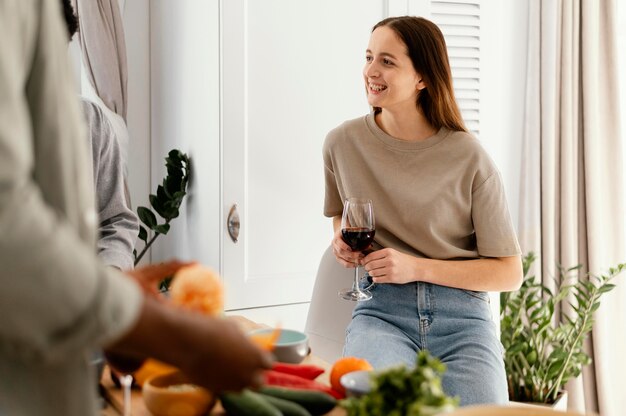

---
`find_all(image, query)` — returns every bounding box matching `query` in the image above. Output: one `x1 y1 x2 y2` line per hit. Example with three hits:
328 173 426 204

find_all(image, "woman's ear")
416 78 427 91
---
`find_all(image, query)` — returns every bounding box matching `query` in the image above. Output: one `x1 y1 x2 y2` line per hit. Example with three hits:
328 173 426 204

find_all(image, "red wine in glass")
341 227 375 252
339 198 375 301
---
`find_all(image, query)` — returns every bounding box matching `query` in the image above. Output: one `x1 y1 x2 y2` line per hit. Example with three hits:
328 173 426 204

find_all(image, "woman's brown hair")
373 16 467 132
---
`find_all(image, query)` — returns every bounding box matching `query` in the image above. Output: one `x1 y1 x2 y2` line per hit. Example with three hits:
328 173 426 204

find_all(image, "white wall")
122 0 152 264
149 0 221 271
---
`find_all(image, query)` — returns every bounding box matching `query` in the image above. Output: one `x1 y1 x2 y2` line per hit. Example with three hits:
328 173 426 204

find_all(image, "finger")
363 250 387 263
335 256 354 268
371 275 387 283
333 244 357 263
334 240 351 253
249 370 266 390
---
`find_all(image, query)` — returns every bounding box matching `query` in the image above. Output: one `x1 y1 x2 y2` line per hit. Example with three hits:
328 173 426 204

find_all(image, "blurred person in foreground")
0 1 271 415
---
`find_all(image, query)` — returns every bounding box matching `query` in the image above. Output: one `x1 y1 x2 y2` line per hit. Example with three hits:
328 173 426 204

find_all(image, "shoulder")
445 130 497 168
323 114 369 153
80 99 116 149
442 130 501 188
81 99 105 125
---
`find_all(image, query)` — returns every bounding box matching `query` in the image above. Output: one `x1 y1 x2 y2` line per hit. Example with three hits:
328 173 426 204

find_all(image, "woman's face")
363 26 425 112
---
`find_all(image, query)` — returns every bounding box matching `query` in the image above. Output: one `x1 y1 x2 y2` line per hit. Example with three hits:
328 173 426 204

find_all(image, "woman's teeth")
369 83 387 92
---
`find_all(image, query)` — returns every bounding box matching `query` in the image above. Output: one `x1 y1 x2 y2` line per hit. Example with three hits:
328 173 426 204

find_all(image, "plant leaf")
137 207 157 228
599 283 616 294
150 193 168 219
154 224 171 235
138 225 148 242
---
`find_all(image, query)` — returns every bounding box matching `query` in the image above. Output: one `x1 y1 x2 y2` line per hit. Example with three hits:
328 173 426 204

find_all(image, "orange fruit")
329 356 373 395
169 264 224 316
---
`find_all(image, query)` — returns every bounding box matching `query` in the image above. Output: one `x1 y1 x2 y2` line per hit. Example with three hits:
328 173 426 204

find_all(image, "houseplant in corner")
500 252 625 408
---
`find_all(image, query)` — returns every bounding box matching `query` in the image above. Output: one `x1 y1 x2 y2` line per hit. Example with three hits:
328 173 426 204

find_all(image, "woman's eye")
383 58 393 65
365 55 373 62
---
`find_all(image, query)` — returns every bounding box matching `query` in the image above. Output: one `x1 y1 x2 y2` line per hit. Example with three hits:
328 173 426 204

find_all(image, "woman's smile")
367 82 388 94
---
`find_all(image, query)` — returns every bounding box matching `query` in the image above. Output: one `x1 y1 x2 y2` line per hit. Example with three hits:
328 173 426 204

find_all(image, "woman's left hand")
361 248 420 284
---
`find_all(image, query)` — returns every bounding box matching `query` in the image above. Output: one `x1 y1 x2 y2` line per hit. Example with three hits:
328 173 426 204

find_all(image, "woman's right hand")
332 227 362 268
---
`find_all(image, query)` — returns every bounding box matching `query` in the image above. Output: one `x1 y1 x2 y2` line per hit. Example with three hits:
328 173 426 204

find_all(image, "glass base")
338 289 372 302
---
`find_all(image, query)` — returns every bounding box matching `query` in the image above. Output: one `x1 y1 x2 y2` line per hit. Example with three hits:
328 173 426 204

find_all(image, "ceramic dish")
340 370 373 398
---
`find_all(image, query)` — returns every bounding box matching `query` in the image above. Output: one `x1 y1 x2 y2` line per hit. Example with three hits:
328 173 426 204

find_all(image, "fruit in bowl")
142 371 216 416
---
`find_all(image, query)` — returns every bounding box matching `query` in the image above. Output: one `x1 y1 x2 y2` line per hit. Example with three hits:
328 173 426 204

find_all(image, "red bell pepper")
271 362 325 380
263 370 344 399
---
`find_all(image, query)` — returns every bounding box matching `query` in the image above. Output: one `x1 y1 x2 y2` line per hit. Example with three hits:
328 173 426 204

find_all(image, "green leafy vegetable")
341 350 458 416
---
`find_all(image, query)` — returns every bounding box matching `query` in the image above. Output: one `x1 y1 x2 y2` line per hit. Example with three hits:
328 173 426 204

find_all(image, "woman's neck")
375 108 437 142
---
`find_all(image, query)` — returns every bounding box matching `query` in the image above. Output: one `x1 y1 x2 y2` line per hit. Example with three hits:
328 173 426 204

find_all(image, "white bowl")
340 370 373 398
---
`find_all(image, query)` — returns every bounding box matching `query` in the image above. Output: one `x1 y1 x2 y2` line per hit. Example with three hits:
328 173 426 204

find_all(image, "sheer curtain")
518 0 625 414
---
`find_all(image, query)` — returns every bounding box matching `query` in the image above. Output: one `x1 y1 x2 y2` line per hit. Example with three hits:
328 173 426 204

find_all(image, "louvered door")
389 0 482 136
430 0 481 136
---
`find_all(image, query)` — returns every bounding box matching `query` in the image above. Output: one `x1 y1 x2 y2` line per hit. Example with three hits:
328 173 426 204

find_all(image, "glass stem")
120 374 133 416
353 262 360 292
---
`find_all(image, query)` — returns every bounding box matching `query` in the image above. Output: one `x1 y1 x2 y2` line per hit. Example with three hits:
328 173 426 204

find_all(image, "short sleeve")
323 136 343 218
471 171 521 257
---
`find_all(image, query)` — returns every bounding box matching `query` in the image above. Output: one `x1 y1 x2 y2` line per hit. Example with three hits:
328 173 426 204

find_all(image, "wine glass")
339 198 375 301
104 351 144 415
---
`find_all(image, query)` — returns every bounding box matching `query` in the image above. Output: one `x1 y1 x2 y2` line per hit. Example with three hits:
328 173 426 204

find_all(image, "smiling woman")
323 15 522 407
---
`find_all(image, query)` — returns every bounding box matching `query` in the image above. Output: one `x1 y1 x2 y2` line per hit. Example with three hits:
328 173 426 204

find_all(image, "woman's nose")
365 63 380 78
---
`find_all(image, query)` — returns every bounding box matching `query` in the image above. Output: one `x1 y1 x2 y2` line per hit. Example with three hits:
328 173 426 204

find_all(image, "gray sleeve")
83 101 139 270
0 0 142 364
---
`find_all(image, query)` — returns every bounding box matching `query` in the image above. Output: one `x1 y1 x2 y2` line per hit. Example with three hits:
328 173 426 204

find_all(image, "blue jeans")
343 279 508 406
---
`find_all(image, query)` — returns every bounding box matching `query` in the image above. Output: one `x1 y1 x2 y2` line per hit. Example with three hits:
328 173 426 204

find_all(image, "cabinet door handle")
227 204 240 243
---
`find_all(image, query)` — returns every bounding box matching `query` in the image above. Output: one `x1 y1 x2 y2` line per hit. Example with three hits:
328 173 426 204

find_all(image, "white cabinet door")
221 0 385 310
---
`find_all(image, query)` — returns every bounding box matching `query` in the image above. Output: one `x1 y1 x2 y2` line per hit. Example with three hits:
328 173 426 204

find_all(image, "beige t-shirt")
323 113 521 260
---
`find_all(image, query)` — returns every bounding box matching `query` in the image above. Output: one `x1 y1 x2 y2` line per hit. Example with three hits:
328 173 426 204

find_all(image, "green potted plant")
134 149 190 270
500 252 625 408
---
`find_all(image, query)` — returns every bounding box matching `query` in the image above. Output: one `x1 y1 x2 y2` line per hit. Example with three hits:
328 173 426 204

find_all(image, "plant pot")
509 390 568 411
